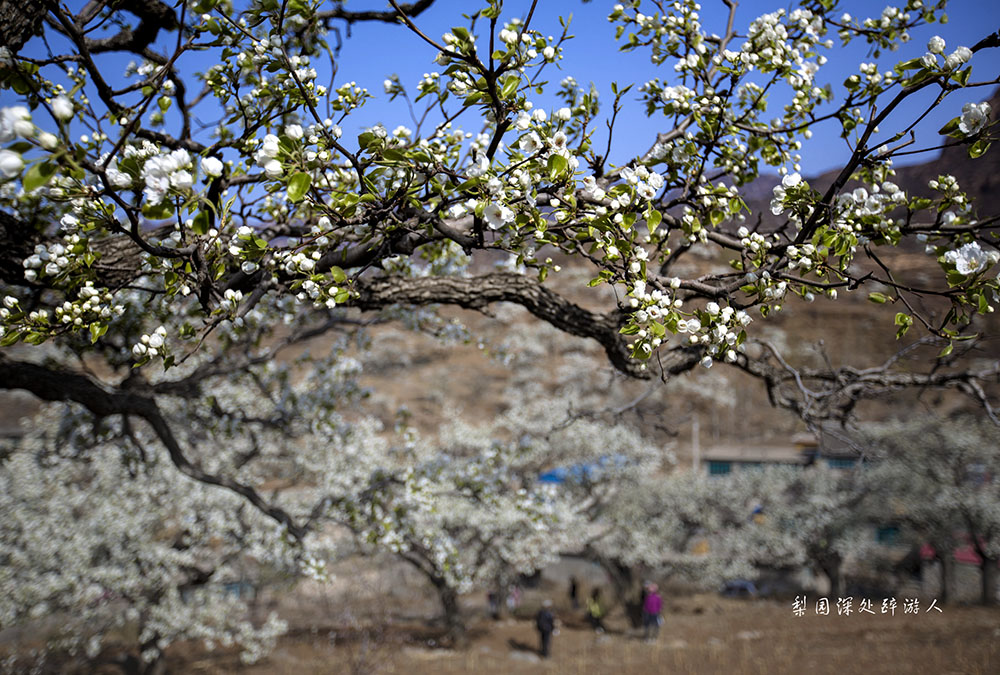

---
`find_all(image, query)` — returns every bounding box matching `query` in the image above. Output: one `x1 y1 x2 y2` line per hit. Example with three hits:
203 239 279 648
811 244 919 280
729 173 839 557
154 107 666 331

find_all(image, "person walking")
568 576 579 610
642 582 663 642
586 588 606 634
535 599 556 658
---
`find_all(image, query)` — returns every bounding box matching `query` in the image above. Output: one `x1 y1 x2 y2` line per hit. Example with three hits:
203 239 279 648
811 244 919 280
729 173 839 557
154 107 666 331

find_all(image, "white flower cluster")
252 133 283 178
141 148 194 205
52 282 123 327
769 172 804 216
417 71 440 94
620 164 665 201
659 83 696 112
611 1 705 67
22 241 72 281
741 8 827 77
738 225 773 257
332 80 368 113
277 246 320 275
0 105 64 177
833 181 907 233
927 173 969 211
0 105 33 141
132 325 168 359
919 36 972 71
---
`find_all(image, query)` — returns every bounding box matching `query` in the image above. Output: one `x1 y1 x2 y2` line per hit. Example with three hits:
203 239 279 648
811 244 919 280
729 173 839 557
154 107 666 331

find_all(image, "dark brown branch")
316 0 437 24
734 339 1000 425
0 354 309 540
79 0 179 56
350 272 702 379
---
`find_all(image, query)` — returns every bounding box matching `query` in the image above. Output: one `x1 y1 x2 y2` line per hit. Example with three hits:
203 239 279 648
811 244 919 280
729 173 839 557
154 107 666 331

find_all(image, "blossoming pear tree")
2 0 1000 663
0 406 292 673
738 463 888 599
579 467 761 625
866 416 1000 605
2 0 1000 422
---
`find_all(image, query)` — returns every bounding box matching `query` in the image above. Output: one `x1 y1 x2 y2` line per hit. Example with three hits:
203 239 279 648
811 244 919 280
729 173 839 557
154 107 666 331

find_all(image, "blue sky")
334 0 1000 175
9 1 1000 178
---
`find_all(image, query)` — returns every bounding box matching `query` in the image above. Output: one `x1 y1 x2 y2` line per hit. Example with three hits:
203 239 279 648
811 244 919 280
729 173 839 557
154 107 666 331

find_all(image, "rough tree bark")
0 0 45 52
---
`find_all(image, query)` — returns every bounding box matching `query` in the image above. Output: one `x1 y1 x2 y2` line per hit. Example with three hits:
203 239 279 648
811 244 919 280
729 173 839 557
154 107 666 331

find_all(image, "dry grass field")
164 593 1000 675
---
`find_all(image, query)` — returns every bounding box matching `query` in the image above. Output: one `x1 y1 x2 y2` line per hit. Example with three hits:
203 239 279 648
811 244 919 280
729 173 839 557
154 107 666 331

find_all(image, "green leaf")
500 75 520 99
946 270 967 287
142 201 174 220
0 331 23 347
287 172 312 202
969 140 991 159
951 67 971 86
937 342 953 358
191 210 210 235
894 312 912 339
646 209 662 233
938 117 961 136
381 148 407 162
868 292 888 304
329 266 347 283
89 322 108 344
357 132 376 149
894 57 924 72
22 161 57 192
547 154 568 181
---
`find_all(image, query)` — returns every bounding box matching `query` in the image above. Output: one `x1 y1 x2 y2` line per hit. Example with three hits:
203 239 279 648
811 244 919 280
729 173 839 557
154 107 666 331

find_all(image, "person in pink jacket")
642 583 663 642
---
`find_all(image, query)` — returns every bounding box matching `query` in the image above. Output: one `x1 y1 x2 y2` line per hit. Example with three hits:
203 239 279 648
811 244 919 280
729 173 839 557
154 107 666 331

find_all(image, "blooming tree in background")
1 0 1000 666
0 407 291 673
866 416 1000 605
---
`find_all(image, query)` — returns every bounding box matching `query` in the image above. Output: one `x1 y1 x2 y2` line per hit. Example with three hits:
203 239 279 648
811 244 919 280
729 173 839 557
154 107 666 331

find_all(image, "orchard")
1 0 999 671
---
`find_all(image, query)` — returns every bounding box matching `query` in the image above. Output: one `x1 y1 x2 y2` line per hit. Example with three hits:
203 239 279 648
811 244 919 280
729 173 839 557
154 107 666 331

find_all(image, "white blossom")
944 241 990 275
958 101 991 136
51 96 74 121
201 156 224 177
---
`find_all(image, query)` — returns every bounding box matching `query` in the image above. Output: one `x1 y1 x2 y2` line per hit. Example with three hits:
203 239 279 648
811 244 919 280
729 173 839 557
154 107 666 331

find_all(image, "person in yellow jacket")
586 588 606 633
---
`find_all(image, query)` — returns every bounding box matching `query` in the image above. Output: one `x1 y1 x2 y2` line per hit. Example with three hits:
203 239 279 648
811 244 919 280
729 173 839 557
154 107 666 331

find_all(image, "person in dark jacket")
535 599 556 657
568 576 579 610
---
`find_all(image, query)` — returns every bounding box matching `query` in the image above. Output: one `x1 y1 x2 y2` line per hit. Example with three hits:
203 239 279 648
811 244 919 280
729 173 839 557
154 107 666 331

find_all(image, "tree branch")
0 354 310 540
350 272 702 379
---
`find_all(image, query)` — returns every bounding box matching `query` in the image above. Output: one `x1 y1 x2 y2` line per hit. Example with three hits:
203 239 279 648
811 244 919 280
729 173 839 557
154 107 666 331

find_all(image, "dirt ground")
168 593 1000 675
